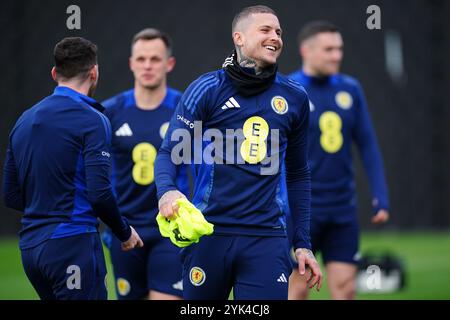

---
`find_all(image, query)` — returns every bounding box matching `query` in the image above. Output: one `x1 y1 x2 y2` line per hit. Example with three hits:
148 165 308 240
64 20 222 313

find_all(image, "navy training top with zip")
2 86 131 250
155 69 312 250
289 70 389 222
102 87 189 235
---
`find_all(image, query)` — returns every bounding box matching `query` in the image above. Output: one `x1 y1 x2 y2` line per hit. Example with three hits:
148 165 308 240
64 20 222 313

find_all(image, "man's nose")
144 59 152 69
331 49 343 61
269 30 280 41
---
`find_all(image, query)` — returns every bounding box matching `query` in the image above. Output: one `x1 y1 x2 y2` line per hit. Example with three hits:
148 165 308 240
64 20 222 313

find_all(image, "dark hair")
232 5 277 32
298 20 340 46
53 37 97 81
131 28 173 56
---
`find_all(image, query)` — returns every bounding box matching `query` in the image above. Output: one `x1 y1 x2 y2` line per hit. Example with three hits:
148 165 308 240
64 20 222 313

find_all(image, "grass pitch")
0 232 449 300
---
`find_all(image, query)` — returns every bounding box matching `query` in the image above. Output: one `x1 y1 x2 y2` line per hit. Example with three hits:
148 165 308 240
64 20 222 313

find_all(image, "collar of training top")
53 86 105 112
222 50 277 97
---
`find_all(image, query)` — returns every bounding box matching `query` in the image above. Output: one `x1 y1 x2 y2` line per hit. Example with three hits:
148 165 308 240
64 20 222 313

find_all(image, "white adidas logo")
115 123 133 137
277 273 288 283
221 97 241 110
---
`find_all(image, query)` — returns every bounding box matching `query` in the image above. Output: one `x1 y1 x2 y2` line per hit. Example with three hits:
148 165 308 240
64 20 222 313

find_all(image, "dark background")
1 0 449 236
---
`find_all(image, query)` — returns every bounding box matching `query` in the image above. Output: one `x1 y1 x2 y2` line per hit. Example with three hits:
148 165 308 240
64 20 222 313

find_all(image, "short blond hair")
131 28 173 56
232 5 277 33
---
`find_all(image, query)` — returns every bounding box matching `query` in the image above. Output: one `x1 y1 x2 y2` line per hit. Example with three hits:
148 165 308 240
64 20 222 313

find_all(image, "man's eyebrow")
259 25 283 33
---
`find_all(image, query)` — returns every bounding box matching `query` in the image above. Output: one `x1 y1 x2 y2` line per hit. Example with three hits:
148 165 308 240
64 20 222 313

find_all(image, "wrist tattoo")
299 248 316 260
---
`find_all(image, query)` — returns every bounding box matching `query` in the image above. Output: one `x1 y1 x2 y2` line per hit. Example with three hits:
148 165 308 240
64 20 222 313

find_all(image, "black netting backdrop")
0 0 449 235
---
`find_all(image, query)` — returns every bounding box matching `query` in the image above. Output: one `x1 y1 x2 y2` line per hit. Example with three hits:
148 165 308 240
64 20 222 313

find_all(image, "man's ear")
129 56 134 72
233 31 244 47
300 43 310 60
90 65 99 82
51 67 58 82
301 37 316 60
166 56 176 73
300 45 306 59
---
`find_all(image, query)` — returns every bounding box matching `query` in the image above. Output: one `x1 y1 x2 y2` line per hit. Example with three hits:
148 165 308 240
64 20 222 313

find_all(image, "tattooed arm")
295 248 323 291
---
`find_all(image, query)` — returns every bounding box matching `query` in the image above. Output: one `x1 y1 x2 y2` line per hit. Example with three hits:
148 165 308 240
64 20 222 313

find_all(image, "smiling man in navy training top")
2 37 143 300
155 5 322 300
288 21 390 300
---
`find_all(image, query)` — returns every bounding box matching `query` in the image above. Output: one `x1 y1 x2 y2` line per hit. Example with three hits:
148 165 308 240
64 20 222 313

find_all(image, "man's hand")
121 226 144 251
295 248 323 291
371 209 389 224
158 190 186 219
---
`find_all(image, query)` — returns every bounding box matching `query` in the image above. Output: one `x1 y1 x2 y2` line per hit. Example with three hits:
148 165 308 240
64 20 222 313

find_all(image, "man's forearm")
155 150 178 200
2 148 24 211
286 165 311 250
88 188 131 242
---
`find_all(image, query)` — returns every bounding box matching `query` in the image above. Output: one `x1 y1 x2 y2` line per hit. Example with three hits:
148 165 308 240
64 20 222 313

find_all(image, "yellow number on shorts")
319 111 343 153
132 142 157 185
240 116 269 164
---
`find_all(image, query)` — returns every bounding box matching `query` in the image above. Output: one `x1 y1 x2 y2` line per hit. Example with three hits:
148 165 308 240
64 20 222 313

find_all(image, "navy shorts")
21 232 107 300
105 227 183 299
290 217 360 266
181 234 292 300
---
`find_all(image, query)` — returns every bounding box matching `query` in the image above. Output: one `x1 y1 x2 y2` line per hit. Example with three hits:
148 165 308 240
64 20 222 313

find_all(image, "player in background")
288 21 390 300
102 28 189 300
2 37 142 300
155 5 322 300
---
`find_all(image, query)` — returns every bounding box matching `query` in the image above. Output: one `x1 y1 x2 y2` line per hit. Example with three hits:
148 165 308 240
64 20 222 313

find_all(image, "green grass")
307 232 450 300
0 241 117 300
1 232 449 300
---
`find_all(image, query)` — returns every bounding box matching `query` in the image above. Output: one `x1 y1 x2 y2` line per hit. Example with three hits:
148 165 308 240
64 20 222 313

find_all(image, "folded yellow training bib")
156 198 214 248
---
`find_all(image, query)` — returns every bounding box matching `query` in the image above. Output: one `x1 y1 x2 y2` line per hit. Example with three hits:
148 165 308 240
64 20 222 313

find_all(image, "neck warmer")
222 50 277 97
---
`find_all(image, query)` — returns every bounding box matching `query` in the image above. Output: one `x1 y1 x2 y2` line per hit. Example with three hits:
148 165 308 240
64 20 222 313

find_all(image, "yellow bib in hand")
156 198 214 248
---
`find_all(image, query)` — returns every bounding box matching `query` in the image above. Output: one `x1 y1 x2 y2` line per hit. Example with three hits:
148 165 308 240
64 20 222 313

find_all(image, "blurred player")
102 28 189 300
155 5 322 300
288 21 390 300
2 37 143 300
